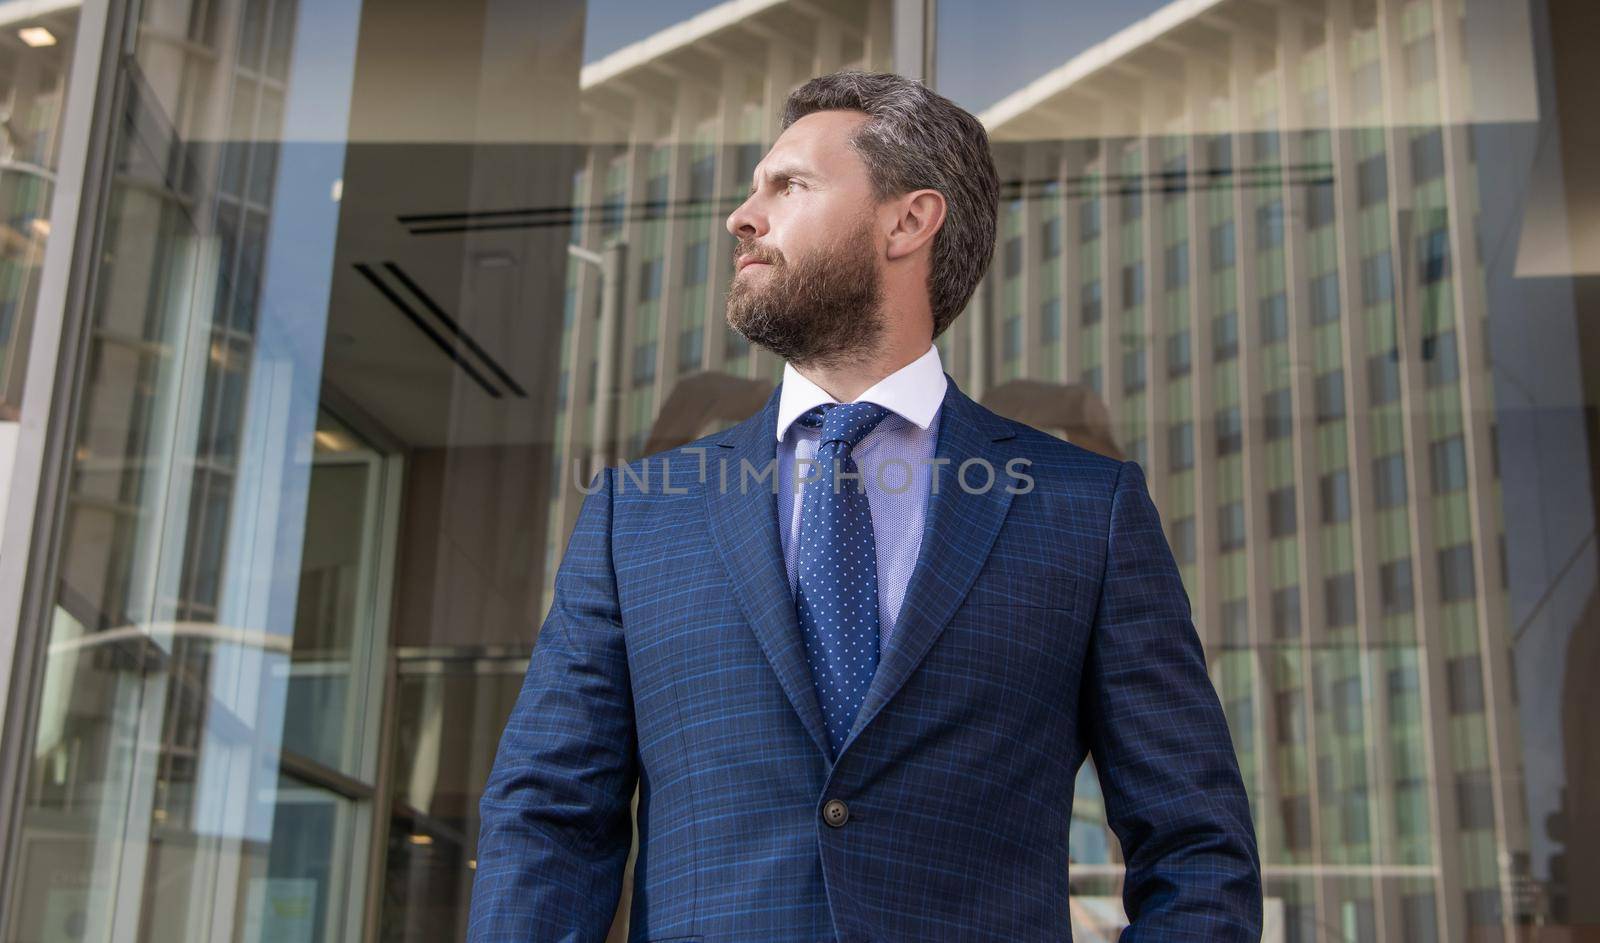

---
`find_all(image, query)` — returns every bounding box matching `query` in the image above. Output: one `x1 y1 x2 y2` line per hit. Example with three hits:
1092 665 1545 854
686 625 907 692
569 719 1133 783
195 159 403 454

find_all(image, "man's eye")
783 178 798 193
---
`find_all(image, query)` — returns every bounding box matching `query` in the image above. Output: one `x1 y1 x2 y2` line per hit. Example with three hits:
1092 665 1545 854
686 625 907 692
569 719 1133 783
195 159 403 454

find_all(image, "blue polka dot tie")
794 400 892 759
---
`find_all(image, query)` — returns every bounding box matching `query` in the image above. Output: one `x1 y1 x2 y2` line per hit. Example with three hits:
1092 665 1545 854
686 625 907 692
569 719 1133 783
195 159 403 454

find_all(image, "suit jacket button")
822 799 849 827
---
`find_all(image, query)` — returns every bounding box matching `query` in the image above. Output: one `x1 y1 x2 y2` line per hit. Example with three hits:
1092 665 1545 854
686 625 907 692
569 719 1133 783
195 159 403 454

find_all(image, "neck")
792 333 929 403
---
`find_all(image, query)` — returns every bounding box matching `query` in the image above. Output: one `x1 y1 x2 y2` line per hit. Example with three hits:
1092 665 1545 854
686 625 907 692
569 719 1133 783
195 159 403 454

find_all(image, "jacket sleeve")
1079 459 1263 940
468 466 637 942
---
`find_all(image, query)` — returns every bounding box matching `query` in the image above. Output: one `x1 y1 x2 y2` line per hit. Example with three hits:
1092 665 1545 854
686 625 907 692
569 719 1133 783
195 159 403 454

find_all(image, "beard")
725 213 886 370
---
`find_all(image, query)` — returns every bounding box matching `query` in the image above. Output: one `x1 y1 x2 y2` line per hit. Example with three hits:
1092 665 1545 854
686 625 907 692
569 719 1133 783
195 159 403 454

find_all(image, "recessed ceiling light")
18 27 56 47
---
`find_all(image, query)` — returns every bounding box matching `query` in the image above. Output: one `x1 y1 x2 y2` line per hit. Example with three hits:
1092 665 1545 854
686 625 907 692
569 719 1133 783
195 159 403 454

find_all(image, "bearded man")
469 70 1262 943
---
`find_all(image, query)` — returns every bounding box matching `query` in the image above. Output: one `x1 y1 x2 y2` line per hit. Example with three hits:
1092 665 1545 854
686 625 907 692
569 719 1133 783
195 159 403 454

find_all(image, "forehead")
757 109 871 181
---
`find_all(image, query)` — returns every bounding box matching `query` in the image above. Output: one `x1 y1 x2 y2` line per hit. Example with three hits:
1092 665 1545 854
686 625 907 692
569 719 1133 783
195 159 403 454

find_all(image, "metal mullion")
0 0 131 912
1324 0 1396 933
1374 0 1463 935
1427 0 1521 933
1272 7 1333 926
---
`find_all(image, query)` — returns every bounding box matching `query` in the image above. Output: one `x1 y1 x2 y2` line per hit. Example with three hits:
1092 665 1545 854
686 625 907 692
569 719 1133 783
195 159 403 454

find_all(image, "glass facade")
0 4 79 416
0 0 1595 940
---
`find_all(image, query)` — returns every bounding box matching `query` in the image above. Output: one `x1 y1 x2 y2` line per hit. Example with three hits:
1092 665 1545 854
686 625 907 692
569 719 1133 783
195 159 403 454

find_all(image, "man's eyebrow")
748 164 816 195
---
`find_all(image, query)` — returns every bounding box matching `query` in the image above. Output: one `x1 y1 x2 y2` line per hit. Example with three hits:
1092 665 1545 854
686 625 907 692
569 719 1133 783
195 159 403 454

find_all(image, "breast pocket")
963 559 1078 612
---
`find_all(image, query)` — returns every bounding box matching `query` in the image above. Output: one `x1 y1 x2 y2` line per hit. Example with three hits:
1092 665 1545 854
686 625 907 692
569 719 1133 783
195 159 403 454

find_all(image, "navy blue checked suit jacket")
468 371 1261 942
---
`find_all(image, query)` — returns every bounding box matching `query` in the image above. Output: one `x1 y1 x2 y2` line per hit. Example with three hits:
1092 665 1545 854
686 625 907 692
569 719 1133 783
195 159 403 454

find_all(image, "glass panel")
4 1 376 940
941 0 1590 938
7 0 909 939
0 6 83 413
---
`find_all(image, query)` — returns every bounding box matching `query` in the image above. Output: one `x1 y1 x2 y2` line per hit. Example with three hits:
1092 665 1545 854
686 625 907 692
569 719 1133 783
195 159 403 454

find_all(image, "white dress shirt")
776 342 947 654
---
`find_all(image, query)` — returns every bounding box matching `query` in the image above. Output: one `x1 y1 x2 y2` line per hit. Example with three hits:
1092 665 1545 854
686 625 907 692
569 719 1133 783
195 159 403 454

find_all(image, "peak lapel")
703 383 836 761
841 373 1019 755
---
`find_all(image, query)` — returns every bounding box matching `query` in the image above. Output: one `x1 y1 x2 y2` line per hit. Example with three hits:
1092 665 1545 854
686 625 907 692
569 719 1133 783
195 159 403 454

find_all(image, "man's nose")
726 196 765 240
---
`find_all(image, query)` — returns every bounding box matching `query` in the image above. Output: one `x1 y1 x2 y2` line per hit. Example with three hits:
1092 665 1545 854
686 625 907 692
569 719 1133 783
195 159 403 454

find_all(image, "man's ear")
885 189 947 262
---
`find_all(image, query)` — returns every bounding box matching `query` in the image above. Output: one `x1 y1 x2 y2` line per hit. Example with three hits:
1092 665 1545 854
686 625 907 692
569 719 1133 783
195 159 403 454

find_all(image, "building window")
1002 316 1022 361
1333 677 1365 736
1277 692 1306 746
1373 453 1408 508
1213 309 1239 361
1447 654 1485 713
1169 421 1194 471
638 257 663 302
1465 889 1501 927
1122 262 1145 308
1121 184 1142 222
1253 129 1281 163
1456 771 1495 830
1206 134 1233 176
643 172 669 219
1082 365 1102 395
1219 501 1246 551
1281 796 1312 852
1167 330 1192 377
1343 789 1372 846
1123 348 1146 393
1381 558 1415 614
1261 292 1288 343
1273 585 1302 638
1322 469 1352 523
1210 221 1236 271
1268 486 1297 537
1164 241 1190 289
1357 153 1388 207
1127 436 1147 472
1309 272 1341 324
1325 572 1358 626
683 239 709 286
1257 200 1284 249
631 340 657 387
1004 235 1024 279
1361 251 1394 305
1217 406 1243 454
1306 183 1336 229
1369 351 1402 405
1042 216 1062 258
1041 297 1061 344
689 153 716 203
1080 198 1101 240
1431 436 1468 493
1264 388 1293 440
1439 543 1477 602
1411 128 1445 182
1419 227 1451 283
1315 370 1346 423
677 326 703 374
1081 279 1103 324
1170 516 1196 564
1423 330 1459 386
1161 153 1187 199
1401 894 1439 943
724 329 749 361
1221 598 1249 647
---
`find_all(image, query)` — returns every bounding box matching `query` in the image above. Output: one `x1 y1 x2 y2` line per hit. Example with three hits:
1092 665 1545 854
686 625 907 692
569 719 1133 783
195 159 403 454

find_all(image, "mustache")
736 243 784 267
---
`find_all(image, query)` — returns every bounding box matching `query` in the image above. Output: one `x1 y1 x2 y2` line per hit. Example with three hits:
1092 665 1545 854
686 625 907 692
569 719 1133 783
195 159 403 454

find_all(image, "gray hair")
780 70 1000 342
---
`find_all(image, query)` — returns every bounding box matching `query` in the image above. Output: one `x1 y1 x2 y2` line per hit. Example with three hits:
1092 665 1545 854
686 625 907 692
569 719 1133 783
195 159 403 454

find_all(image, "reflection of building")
554 0 1528 939
975 2 1524 939
551 0 895 604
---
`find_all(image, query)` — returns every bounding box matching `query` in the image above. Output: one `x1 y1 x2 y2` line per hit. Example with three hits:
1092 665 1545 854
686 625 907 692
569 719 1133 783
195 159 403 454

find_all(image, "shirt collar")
775 342 947 442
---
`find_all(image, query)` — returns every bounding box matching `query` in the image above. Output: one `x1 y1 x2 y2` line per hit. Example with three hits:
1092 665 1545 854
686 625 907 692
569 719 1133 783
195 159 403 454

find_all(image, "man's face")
724 110 886 369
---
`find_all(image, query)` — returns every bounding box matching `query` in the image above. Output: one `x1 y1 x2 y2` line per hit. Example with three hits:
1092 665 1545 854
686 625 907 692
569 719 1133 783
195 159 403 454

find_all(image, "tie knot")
798 401 892 454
